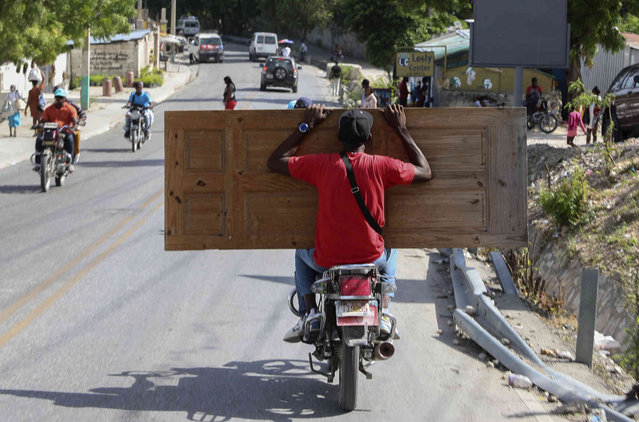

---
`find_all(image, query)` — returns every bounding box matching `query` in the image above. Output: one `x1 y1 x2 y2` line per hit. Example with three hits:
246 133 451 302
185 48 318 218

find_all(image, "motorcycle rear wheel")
40 153 51 192
339 343 359 411
540 114 558 133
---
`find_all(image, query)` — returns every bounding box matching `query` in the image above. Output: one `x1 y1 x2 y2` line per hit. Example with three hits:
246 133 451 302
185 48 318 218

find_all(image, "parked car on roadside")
602 63 639 142
260 56 299 92
176 16 200 37
249 32 278 62
190 33 224 63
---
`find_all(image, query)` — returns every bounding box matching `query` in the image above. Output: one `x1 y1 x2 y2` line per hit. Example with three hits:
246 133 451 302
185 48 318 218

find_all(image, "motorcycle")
527 97 558 133
288 263 398 410
31 123 74 192
125 104 150 152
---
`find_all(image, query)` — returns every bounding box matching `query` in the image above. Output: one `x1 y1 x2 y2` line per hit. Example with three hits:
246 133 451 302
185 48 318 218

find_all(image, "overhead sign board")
470 0 569 68
396 51 434 77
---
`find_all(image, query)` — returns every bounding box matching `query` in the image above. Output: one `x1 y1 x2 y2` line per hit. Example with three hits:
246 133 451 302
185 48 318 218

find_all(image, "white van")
176 16 200 37
249 32 278 62
190 33 224 63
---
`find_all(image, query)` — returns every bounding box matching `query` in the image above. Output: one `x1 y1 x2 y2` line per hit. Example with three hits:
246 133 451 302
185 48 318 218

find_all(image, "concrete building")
415 30 555 107
0 54 67 95
69 29 152 80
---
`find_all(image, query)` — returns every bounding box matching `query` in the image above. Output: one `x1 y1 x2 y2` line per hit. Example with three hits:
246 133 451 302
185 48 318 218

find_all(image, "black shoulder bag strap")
340 152 383 235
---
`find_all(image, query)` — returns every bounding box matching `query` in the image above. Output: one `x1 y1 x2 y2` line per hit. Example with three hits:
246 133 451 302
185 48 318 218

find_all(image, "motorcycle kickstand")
359 360 373 380
308 353 334 383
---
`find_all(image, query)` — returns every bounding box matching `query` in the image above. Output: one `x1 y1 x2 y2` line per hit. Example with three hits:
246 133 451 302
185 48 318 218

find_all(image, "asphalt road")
0 44 567 421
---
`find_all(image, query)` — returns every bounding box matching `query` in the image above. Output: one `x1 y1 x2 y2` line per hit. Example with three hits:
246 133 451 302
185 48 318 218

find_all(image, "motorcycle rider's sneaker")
124 131 130 138
380 313 400 340
303 309 321 343
32 165 40 172
283 314 306 343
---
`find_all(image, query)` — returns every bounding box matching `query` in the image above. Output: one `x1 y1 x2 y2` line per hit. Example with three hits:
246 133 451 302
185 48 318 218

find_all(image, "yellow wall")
444 66 554 95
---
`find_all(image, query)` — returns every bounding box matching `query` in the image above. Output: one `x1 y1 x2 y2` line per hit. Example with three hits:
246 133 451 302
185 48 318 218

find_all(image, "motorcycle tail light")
339 276 371 296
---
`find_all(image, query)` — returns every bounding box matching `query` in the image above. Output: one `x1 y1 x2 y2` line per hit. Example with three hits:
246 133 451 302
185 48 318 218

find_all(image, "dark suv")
260 56 298 92
602 64 639 142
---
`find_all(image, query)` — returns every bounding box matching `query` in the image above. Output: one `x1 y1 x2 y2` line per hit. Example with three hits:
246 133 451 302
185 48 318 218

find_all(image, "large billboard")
470 0 569 68
396 51 434 77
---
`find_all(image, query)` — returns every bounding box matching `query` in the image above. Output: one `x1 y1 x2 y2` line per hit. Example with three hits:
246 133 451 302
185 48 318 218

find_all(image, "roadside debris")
552 402 589 415
464 305 476 316
594 331 622 355
508 373 533 389
540 347 574 361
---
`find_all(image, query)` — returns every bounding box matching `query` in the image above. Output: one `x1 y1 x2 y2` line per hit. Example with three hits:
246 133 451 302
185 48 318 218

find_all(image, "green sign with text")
396 51 434 77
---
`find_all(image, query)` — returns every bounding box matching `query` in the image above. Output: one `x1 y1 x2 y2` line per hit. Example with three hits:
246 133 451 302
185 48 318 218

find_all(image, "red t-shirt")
289 152 414 267
526 86 542 96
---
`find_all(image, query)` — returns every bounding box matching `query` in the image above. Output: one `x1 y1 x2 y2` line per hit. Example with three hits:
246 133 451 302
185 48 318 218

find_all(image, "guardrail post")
576 268 599 367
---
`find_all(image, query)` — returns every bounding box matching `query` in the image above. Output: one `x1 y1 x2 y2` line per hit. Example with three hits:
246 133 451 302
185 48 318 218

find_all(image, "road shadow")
79 159 164 168
0 360 345 420
0 185 41 194
82 148 130 154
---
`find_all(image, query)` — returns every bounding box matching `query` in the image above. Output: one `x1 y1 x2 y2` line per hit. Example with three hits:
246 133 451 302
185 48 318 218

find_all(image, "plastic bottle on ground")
508 373 533 389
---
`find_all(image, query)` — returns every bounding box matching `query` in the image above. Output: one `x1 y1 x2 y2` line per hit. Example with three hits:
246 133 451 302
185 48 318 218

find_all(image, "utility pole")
171 0 176 59
136 0 143 29
81 28 90 110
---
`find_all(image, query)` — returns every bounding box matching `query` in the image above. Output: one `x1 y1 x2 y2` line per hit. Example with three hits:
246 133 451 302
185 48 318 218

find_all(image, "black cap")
338 110 373 145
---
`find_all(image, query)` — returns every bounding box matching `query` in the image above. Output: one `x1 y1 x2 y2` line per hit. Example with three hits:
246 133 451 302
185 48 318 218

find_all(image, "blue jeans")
295 248 397 315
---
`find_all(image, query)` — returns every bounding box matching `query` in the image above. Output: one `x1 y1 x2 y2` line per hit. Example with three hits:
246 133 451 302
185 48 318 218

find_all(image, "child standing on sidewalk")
567 105 587 148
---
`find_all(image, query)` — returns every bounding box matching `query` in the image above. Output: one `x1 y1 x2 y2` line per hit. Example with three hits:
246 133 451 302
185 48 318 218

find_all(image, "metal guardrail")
445 248 634 422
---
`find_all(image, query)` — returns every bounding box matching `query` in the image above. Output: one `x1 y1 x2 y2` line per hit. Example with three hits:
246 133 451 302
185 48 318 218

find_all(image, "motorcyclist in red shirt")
268 104 432 342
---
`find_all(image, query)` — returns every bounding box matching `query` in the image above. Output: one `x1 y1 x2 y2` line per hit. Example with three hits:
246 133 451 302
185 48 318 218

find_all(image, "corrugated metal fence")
581 45 639 94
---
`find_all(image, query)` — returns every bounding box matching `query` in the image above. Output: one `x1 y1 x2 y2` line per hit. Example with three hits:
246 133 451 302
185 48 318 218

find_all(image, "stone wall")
529 224 633 342
69 34 151 79
438 88 513 108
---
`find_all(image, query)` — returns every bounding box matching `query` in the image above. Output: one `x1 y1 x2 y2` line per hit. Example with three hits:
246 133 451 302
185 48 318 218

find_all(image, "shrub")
539 168 590 227
139 66 164 87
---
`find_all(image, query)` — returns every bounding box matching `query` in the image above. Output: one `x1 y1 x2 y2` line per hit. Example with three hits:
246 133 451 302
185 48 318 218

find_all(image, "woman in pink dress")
567 106 587 147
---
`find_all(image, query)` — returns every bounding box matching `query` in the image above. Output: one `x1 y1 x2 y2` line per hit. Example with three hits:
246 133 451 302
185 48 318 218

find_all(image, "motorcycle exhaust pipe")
374 340 395 360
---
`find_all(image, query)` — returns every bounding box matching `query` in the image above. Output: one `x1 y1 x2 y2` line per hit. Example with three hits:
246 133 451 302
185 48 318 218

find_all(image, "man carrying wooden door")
267 104 432 343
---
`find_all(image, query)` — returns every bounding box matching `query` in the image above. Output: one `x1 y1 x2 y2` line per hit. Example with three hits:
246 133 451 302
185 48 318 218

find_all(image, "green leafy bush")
539 168 590 227
139 66 163 87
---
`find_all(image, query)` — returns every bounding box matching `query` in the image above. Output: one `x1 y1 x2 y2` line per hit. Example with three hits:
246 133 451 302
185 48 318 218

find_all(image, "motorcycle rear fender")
341 326 369 347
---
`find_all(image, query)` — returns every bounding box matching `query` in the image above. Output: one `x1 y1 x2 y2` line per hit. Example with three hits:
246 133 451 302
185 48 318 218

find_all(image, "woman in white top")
360 79 377 108
4 85 24 137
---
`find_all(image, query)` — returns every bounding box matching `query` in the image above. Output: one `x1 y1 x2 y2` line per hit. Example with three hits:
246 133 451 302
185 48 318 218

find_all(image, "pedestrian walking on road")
223 76 237 110
26 80 43 129
567 105 587 148
586 86 601 144
398 77 409 107
360 79 377 109
329 62 342 97
28 61 45 91
300 40 308 63
4 85 24 137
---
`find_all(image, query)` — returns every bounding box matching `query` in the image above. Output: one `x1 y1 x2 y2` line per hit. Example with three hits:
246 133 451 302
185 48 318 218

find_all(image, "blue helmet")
54 88 67 98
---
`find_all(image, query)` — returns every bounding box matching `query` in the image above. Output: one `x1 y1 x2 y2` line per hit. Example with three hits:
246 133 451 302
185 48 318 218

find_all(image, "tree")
619 14 639 34
566 0 639 85
335 0 459 71
260 0 335 38
0 0 135 65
